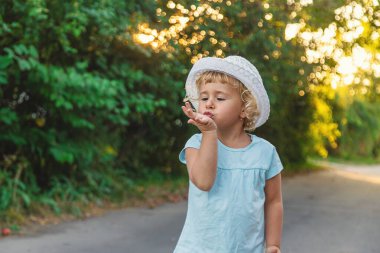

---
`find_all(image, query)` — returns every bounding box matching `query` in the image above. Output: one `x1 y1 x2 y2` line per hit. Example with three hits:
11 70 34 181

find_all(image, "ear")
240 107 247 119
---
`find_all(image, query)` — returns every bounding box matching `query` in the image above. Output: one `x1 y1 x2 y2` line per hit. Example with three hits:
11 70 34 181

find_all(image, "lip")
203 111 214 118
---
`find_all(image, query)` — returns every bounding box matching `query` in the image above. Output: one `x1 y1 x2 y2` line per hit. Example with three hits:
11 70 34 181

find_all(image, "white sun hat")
185 55 270 128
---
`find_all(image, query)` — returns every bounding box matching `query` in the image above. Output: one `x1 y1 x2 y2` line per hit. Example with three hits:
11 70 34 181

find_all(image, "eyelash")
201 98 225 101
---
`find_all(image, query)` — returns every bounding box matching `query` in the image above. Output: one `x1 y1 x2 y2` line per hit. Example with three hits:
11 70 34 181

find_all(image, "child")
174 56 283 253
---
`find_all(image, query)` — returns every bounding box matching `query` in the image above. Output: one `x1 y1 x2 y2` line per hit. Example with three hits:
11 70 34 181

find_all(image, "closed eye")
200 97 225 101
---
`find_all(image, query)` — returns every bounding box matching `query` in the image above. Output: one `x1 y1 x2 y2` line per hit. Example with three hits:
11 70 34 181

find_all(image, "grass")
0 160 328 235
4 154 377 236
321 155 380 165
0 175 189 236
281 159 329 177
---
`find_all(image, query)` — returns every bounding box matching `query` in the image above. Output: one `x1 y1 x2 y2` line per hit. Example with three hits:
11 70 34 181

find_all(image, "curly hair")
194 71 260 132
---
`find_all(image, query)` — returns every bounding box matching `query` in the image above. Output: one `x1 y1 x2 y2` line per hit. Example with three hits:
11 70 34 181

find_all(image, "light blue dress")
173 133 283 253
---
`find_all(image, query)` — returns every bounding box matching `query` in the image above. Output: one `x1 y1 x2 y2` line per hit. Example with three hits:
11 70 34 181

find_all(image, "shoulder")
251 135 284 177
179 133 202 163
188 133 202 142
193 133 202 140
251 134 276 151
184 133 202 148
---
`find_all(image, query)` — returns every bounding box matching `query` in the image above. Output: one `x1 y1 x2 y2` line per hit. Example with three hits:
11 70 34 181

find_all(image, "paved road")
282 165 380 253
1 163 380 253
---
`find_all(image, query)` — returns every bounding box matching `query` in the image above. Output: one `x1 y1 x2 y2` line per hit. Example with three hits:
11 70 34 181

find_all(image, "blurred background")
0 0 379 229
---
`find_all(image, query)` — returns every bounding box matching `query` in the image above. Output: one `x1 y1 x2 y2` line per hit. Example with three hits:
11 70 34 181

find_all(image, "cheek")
226 104 244 116
197 102 205 112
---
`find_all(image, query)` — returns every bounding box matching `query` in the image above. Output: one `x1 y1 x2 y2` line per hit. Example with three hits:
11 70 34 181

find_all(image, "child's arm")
264 173 283 253
182 102 217 191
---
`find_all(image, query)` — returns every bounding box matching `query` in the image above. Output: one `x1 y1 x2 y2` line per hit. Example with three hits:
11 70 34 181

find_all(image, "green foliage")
337 98 380 158
0 0 185 220
3 0 376 223
291 0 380 160
0 158 36 213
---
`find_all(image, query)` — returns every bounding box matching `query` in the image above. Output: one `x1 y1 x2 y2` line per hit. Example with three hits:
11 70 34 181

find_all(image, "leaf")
0 108 18 124
14 44 28 55
0 56 12 69
18 59 31 71
0 72 7 84
75 61 88 70
0 134 27 145
39 197 61 214
49 146 75 164
29 45 38 58
3 48 14 58
18 190 31 207
62 114 95 129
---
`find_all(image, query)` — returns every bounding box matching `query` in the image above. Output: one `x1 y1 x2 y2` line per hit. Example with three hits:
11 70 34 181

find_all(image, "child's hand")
182 102 217 132
266 246 281 253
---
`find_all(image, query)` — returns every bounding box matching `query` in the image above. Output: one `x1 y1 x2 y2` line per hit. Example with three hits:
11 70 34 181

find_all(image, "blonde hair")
194 71 260 132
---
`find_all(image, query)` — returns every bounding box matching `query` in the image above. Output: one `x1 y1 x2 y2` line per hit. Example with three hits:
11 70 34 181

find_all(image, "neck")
217 126 251 149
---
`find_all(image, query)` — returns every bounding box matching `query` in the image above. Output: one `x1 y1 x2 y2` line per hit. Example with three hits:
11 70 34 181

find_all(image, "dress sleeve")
265 147 284 180
178 134 201 164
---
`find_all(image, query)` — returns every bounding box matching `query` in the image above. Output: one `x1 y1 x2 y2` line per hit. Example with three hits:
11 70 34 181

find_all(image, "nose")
206 98 214 108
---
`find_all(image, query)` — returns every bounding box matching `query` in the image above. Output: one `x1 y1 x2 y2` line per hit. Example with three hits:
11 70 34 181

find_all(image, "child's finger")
188 119 201 127
181 105 188 115
189 116 204 126
195 115 208 124
193 115 202 123
182 105 194 118
185 101 193 110
186 106 196 118
184 102 191 112
185 102 197 115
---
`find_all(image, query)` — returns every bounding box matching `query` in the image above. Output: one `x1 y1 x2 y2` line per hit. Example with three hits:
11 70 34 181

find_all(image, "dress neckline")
217 134 258 152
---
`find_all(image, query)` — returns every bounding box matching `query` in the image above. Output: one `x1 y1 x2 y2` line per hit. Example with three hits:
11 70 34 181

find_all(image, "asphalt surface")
281 165 380 253
1 163 380 253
